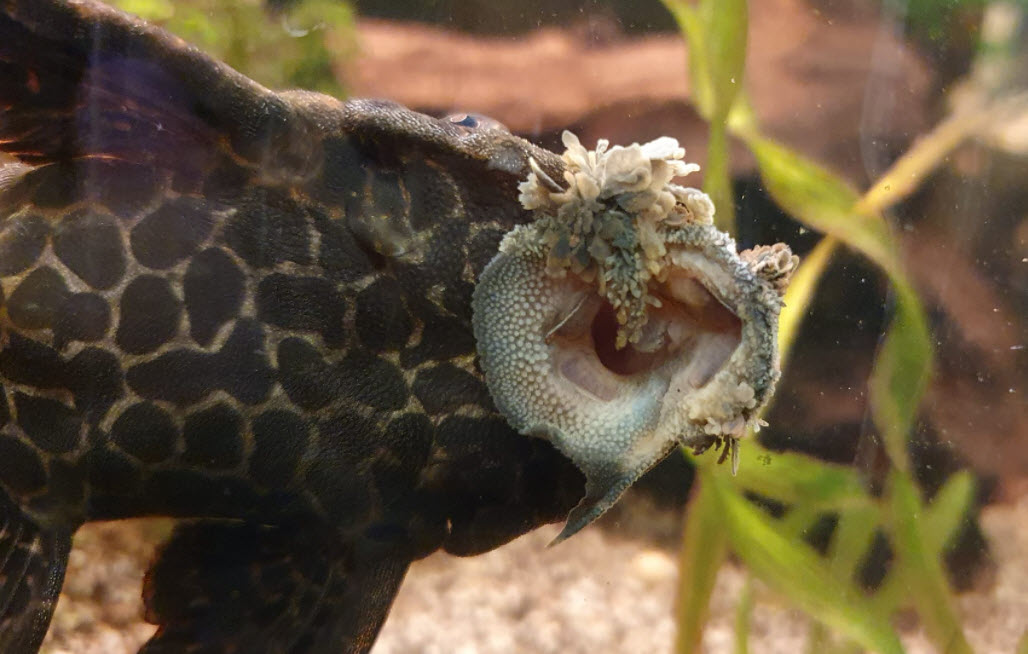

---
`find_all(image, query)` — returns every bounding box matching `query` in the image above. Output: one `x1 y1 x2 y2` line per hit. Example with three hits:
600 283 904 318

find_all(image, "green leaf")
742 134 897 274
661 0 746 232
888 472 973 654
734 576 755 654
111 0 352 98
826 506 880 584
661 0 747 123
700 0 747 121
705 120 736 232
712 475 904 654
111 0 175 21
923 471 975 556
872 574 906 614
726 90 759 134
661 1 714 120
868 278 933 471
806 623 863 654
728 443 871 513
778 504 823 542
777 237 837 366
675 474 730 654
856 106 992 216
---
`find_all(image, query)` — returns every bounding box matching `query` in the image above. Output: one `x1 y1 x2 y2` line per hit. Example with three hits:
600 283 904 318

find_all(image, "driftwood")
348 0 933 184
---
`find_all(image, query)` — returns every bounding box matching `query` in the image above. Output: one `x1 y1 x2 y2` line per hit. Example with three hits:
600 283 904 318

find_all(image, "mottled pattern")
0 0 584 652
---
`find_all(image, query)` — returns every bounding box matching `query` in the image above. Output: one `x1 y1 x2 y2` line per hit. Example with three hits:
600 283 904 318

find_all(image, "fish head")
472 131 798 541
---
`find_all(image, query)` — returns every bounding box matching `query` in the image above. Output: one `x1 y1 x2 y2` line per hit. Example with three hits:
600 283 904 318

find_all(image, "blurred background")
40 0 1027 652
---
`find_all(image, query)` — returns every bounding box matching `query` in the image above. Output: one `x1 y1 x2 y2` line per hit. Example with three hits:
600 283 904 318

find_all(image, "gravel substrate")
41 496 1028 654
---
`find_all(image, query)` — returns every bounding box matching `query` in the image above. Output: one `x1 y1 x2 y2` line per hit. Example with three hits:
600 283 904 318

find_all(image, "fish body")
0 1 793 652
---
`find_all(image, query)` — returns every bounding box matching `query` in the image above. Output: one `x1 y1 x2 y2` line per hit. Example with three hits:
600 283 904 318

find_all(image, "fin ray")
0 494 72 654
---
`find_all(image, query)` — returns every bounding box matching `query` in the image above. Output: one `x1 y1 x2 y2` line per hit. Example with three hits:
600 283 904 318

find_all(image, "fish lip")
472 221 784 540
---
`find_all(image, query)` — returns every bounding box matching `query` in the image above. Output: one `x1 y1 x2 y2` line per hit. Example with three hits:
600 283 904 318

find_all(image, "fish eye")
445 112 509 133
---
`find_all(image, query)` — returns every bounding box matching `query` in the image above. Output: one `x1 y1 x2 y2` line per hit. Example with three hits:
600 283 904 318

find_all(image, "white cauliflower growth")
518 131 713 348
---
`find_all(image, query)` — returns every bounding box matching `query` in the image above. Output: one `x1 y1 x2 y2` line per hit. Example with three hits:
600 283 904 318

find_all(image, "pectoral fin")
142 520 408 654
0 494 72 654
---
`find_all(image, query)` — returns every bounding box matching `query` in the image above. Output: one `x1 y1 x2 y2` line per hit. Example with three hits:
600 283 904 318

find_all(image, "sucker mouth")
471 224 786 542
545 257 743 405
471 221 791 543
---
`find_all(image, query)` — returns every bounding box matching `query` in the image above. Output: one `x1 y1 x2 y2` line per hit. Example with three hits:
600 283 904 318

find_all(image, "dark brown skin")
0 1 586 651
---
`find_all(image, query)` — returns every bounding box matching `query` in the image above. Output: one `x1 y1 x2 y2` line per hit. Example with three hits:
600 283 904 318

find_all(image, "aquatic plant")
659 1 991 652
111 0 354 96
